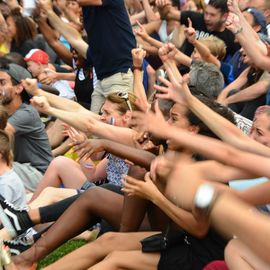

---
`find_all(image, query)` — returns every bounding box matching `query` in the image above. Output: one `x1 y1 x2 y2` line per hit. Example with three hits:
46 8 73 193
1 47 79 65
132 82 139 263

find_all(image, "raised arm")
34 9 73 66
38 0 88 59
225 0 270 70
30 95 139 146
74 138 156 169
156 0 181 21
131 48 149 110
141 0 159 22
131 105 270 178
153 56 270 157
22 79 96 116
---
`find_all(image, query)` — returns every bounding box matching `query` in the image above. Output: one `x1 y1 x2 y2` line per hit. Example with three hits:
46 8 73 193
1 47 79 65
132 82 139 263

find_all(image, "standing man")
0 63 52 191
158 0 240 61
39 0 136 114
80 0 136 113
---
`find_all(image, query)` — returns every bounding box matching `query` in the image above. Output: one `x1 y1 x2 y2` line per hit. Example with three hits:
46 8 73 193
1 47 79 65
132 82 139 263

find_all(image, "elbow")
191 224 209 239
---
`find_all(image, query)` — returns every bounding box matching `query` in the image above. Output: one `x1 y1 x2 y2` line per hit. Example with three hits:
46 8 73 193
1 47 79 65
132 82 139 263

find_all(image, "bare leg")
120 166 149 232
44 231 159 270
225 239 270 270
30 156 87 201
29 187 77 209
13 187 124 270
89 250 160 270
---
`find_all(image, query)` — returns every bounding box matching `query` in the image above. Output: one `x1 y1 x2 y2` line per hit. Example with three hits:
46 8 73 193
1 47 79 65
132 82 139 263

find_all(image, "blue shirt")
84 0 136 80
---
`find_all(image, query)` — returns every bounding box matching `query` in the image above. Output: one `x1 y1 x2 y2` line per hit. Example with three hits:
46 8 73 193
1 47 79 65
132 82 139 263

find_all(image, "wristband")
132 66 143 72
194 183 220 215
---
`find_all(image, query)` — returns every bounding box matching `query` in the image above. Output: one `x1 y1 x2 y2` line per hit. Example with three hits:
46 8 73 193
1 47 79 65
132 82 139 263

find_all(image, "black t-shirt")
180 11 240 61
83 0 136 80
74 67 93 109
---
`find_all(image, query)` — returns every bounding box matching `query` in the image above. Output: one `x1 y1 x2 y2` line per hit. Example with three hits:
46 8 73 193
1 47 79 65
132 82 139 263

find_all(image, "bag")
140 229 186 253
140 233 167 252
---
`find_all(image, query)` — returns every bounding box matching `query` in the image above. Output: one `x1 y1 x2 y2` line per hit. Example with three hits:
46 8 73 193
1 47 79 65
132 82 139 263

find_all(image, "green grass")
37 240 87 269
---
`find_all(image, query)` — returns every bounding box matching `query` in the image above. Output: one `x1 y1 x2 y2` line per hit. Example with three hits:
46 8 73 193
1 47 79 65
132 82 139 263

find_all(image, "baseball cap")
0 63 32 102
24 49 49 65
246 8 267 35
0 63 32 83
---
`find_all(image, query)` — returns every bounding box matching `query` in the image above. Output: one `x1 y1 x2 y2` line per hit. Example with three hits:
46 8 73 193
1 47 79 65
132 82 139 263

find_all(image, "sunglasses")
117 92 133 112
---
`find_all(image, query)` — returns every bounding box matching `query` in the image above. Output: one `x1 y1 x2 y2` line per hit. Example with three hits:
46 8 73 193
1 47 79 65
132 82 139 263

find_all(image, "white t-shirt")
52 80 76 100
0 169 27 208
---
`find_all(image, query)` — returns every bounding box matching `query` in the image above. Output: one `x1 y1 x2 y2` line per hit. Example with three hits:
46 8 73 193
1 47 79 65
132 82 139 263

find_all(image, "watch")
194 183 217 214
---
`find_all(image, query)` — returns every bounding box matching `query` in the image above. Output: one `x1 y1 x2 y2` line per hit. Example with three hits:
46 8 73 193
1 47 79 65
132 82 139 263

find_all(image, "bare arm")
141 0 159 22
124 173 209 238
39 0 88 58
22 79 96 116
36 15 73 66
225 0 270 70
31 95 139 146
217 67 249 102
131 48 149 110
154 58 270 158
224 80 270 105
89 139 156 169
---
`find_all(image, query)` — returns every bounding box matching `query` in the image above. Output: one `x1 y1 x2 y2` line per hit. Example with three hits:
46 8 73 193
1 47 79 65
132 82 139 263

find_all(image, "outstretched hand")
73 139 105 161
184 18 196 45
131 101 169 138
154 74 191 106
62 124 87 142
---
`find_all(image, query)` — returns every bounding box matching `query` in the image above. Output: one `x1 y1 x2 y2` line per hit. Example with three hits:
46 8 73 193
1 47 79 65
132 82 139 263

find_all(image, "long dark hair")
8 8 37 47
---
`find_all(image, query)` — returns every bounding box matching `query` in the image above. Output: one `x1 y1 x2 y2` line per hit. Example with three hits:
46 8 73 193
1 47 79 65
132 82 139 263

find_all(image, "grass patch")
37 240 87 269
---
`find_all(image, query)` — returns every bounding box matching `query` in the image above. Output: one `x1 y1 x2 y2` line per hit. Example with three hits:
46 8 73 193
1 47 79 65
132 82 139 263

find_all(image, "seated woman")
30 91 140 202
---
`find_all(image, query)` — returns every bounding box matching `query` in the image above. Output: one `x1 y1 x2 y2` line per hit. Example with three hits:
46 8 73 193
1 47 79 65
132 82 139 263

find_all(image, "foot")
12 254 36 270
0 195 34 238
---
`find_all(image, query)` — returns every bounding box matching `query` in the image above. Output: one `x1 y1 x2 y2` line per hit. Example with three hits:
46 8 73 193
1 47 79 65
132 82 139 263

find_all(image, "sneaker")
0 195 33 238
3 238 31 256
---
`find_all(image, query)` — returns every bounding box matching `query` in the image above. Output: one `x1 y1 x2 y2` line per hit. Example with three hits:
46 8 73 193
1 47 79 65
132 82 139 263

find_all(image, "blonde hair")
106 92 140 114
199 36 227 61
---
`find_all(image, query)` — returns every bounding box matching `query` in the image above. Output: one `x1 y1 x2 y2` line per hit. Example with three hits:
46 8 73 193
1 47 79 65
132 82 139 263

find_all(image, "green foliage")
37 240 87 269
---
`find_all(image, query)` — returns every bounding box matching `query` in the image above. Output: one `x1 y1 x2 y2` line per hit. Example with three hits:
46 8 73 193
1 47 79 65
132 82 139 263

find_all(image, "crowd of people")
0 0 269 269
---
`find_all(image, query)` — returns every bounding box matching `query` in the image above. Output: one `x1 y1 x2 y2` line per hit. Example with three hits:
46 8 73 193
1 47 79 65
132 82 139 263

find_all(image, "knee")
52 156 78 171
96 232 119 246
41 186 58 197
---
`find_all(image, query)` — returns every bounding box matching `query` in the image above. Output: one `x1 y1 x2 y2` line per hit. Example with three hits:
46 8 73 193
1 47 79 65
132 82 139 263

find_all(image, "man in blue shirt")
82 0 136 113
